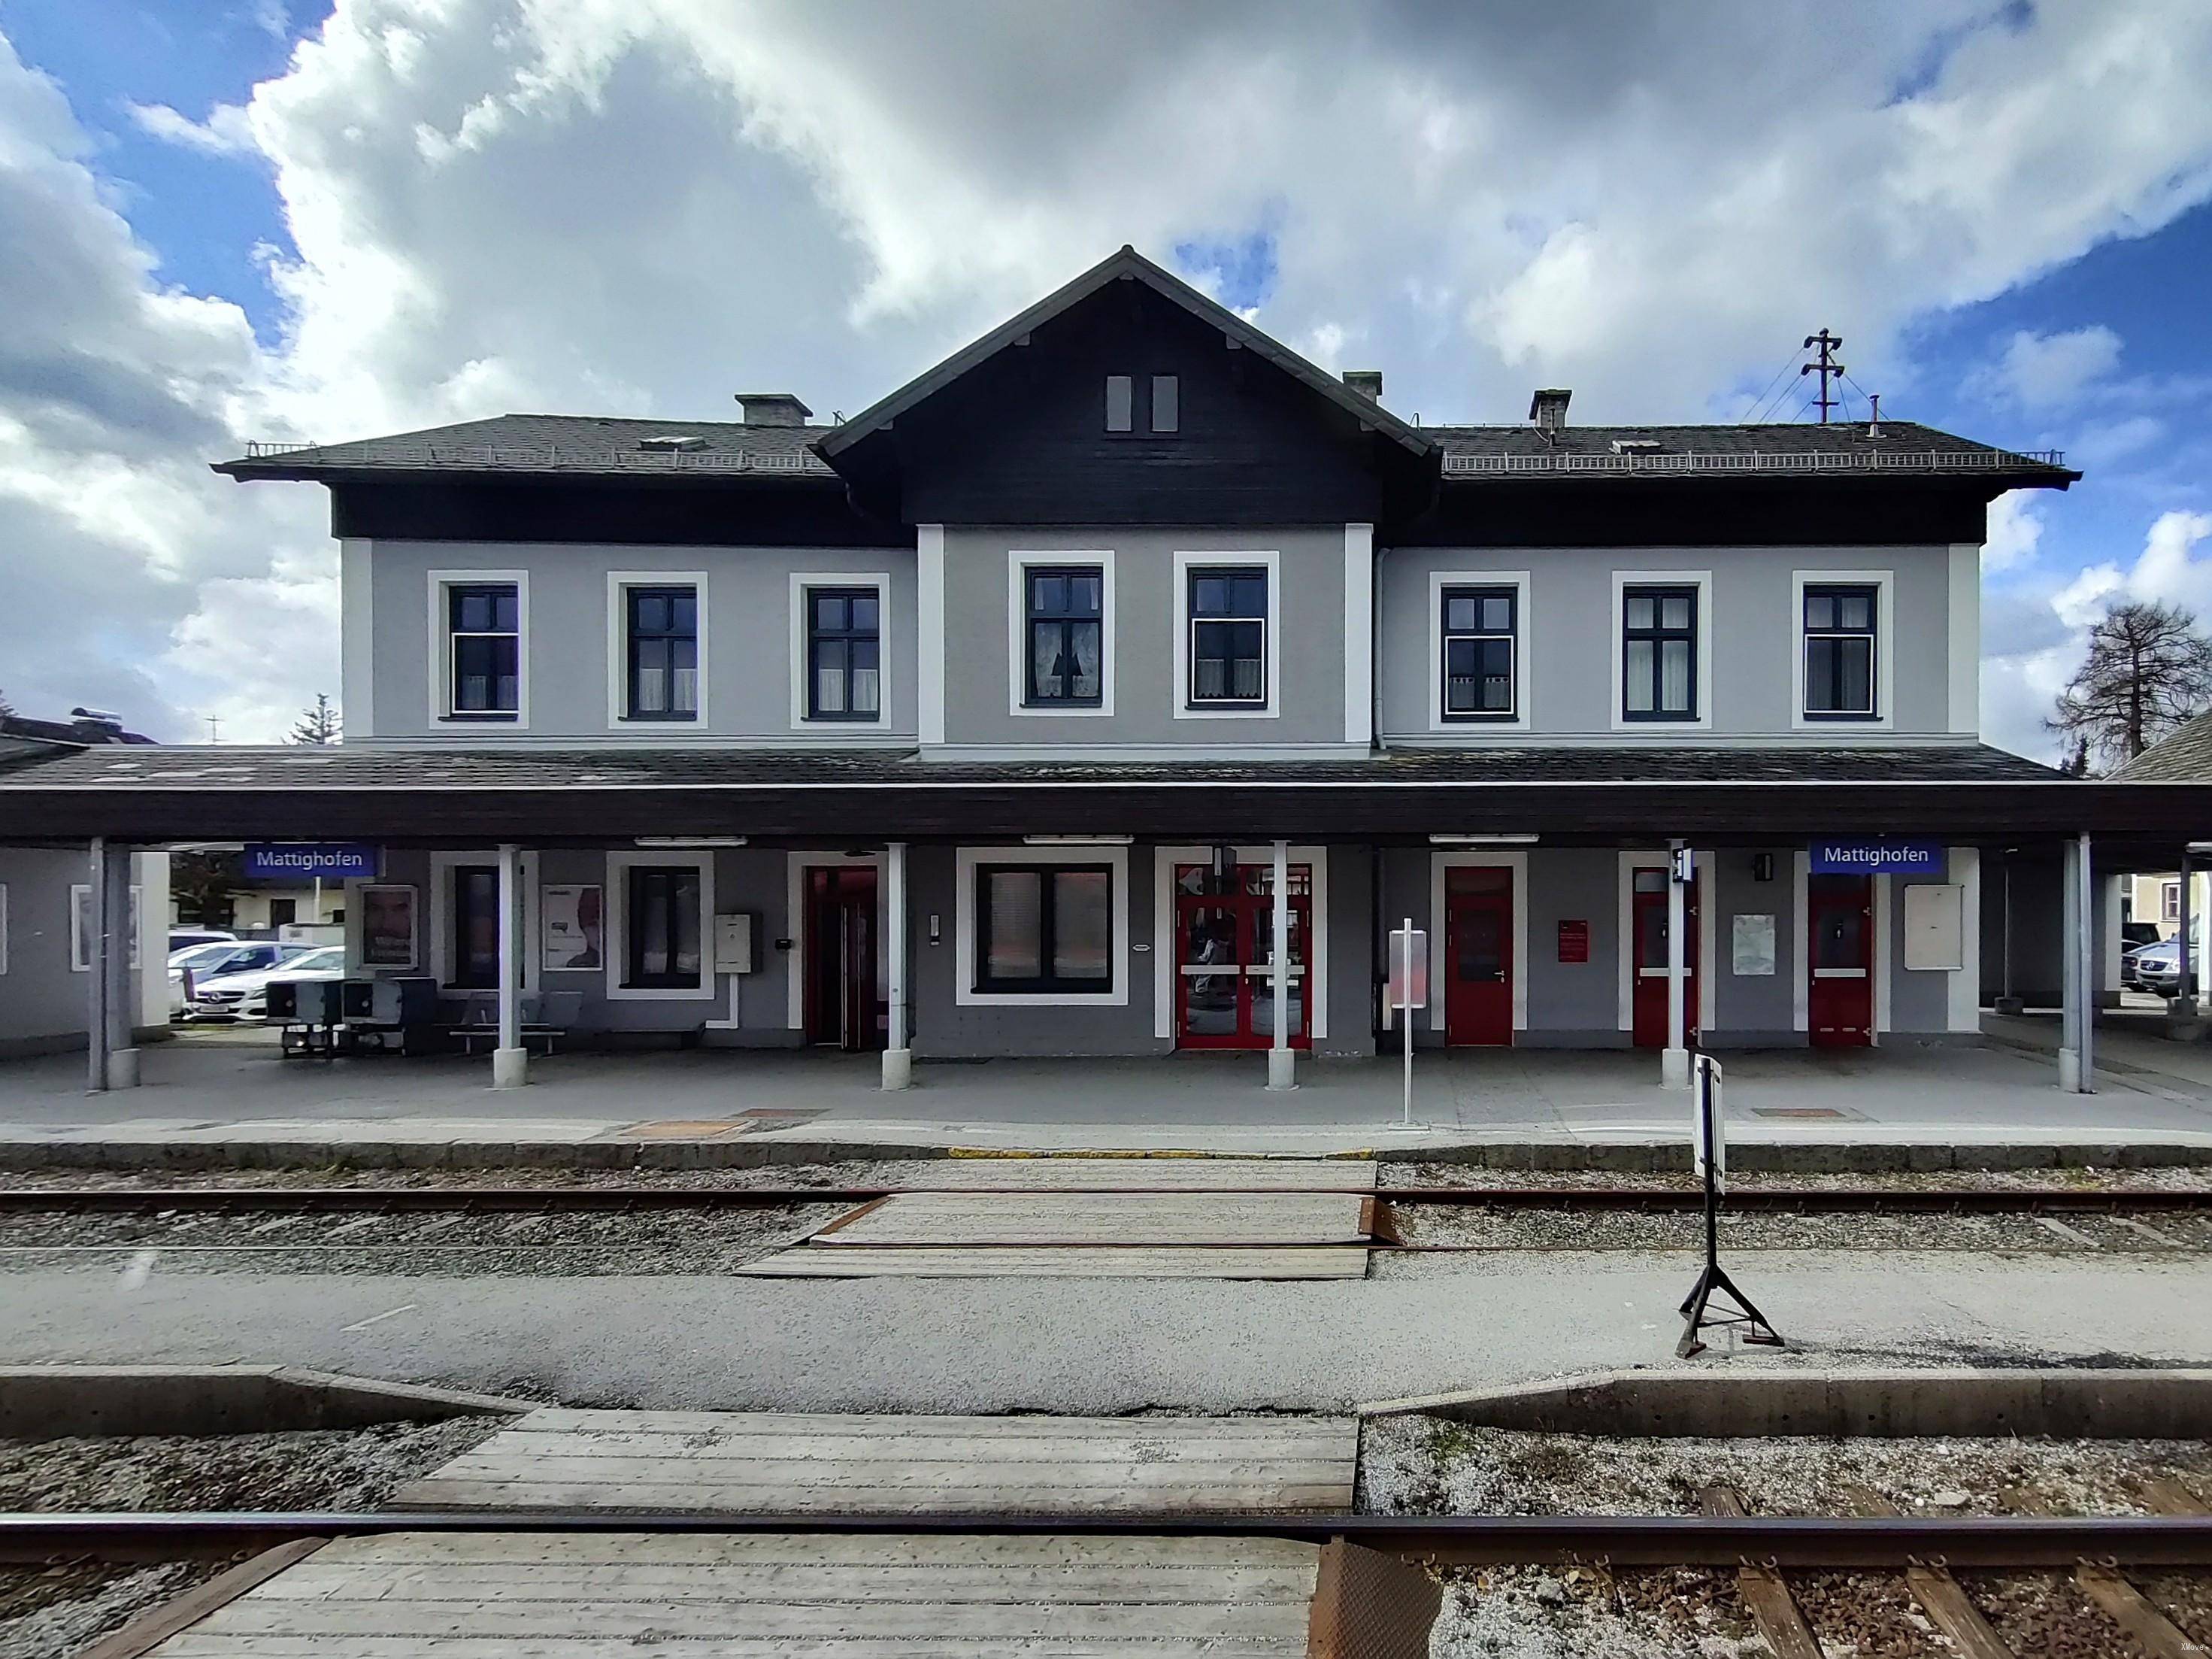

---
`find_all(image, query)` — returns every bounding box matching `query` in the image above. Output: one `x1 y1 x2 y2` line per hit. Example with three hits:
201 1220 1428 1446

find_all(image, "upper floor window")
806 587 880 721
2166 881 2183 922
1621 584 1697 721
624 586 698 720
1025 566 1104 707
1441 585 1517 720
1104 374 1177 433
1186 566 1269 707
448 583 520 719
1801 583 1877 720
1150 375 1179 432
1104 375 1133 432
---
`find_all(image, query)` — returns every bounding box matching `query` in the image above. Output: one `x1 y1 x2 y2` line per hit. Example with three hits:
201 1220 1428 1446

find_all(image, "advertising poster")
542 884 604 970
360 885 418 969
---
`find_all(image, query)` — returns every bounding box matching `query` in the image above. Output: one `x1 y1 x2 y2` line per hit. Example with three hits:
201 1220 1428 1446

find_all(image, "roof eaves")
815 246 1434 461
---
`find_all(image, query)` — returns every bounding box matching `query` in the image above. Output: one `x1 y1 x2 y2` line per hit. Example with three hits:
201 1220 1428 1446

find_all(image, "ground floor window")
975 863 1112 993
624 865 702 990
450 865 500 988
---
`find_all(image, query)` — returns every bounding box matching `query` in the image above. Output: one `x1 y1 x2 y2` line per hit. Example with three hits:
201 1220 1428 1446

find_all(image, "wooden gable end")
889 280 1392 526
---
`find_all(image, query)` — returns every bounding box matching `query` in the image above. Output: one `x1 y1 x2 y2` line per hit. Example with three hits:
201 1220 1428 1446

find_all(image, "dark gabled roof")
0 711 153 748
0 741 2064 793
2114 710 2212 781
814 245 1434 462
214 413 840 482
1431 420 2077 487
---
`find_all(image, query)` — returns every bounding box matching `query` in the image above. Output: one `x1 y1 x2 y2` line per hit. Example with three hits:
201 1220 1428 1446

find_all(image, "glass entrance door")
1174 862 1311 1049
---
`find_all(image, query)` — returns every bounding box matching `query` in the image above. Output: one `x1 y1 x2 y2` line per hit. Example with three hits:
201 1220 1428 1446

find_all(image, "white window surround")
426 569 530 729
0 884 8 975
1947 543 1980 735
1609 570 1711 732
1342 523 1374 747
1790 569 1894 731
605 571 709 729
606 849 717 1001
789 571 892 731
956 845 1131 1007
917 526 946 745
428 851 539 993
1428 569 1532 733
68 884 142 972
1789 850 1898 1041
1150 844 1329 1040
1413 851 1529 1034
1614 852 1717 1033
1005 550 1116 717
1171 550 1282 720
784 851 883 1030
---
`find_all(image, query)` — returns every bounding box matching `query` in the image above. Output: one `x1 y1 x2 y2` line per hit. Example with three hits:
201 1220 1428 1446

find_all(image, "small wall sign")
243 842 382 881
1810 840 1942 876
1557 919 1589 963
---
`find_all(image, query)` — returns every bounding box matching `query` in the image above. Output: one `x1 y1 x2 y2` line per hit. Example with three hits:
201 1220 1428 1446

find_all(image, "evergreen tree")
288 693 341 745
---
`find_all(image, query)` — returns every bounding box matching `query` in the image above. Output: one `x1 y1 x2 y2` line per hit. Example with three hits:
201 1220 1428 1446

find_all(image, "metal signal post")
1677 1054 1783 1358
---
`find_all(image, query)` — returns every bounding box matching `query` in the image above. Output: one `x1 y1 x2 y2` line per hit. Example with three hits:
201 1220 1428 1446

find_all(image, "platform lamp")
1751 853 1774 882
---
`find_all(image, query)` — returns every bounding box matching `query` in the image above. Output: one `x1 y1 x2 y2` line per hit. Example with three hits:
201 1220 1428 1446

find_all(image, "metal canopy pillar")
102 845 139 1088
2177 851 2196 1020
84 839 110 1093
883 841 912 1090
2059 833 2093 1094
492 842 527 1089
1662 839 1690 1090
1266 839 1295 1090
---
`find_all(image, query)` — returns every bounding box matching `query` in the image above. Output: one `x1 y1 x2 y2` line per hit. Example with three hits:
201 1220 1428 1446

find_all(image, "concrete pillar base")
2171 996 2200 1018
1993 996 2025 1015
491 1046 529 1090
1266 1048 1298 1091
2057 1048 2083 1093
108 1048 140 1089
881 1047 913 1090
1660 1047 1691 1090
2099 989 2123 1008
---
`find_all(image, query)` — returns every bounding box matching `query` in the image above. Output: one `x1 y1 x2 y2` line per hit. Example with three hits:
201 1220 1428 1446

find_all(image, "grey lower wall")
0 848 167 1054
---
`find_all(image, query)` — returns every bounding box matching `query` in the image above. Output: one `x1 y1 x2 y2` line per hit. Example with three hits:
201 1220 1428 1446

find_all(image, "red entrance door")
1173 862 1311 1049
1807 874 1874 1046
1631 866 1701 1048
1444 866 1514 1046
804 866 880 1051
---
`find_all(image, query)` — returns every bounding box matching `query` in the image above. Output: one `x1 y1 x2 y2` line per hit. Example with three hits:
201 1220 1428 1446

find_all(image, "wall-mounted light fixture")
1023 834 1135 845
635 836 747 848
1429 833 1538 846
1752 853 1775 882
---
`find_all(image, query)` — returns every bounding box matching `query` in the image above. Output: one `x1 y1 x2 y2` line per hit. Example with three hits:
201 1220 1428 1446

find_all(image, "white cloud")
11 1 2212 739
1982 490 2044 572
126 99 257 157
1968 324 2123 409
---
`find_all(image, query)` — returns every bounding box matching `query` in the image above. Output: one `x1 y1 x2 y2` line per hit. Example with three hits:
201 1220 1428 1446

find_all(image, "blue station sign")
1810 839 1943 876
242 842 382 881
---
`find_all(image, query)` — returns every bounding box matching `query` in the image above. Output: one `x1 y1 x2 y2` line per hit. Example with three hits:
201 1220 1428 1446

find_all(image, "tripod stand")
1677 1055 1783 1359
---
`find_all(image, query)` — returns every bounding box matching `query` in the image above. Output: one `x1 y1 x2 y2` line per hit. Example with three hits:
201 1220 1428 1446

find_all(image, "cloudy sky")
2 0 2210 752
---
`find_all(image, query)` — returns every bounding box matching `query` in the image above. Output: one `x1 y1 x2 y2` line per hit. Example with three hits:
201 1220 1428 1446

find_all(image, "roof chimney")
735 393 813 427
1529 388 1571 431
1341 370 1383 402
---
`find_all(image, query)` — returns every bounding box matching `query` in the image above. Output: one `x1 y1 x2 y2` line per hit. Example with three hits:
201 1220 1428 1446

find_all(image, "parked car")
178 944 336 1021
168 927 236 952
169 940 302 1017
2121 921 2164 989
252 948 352 1023
2134 938 2202 1001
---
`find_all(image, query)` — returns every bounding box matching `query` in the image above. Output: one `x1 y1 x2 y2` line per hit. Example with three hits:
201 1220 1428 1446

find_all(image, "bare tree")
288 693 341 745
2049 601 2212 771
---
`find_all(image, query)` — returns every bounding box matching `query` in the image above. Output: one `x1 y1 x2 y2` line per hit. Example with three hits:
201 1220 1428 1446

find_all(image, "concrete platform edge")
0 1363 533 1439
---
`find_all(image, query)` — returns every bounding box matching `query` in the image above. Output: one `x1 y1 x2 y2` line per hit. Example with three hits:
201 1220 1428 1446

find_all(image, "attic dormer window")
638 435 705 453
1611 438 1664 455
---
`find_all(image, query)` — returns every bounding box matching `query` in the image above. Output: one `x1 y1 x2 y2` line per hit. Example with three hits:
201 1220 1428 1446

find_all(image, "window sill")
440 713 520 723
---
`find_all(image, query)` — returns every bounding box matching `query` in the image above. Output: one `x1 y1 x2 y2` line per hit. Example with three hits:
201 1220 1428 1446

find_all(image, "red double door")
1173 862 1311 1049
1631 867 1701 1048
1807 874 1874 1046
1443 866 1514 1046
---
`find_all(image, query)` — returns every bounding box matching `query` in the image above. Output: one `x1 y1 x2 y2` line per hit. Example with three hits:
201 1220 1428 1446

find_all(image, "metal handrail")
238 445 823 472
1443 447 2066 477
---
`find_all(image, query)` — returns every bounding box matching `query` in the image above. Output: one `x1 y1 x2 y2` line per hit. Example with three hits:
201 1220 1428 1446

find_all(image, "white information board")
1387 928 1429 1009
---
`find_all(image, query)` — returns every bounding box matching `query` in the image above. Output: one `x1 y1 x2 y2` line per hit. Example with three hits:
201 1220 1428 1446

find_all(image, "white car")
184 946 346 1022
168 941 308 1018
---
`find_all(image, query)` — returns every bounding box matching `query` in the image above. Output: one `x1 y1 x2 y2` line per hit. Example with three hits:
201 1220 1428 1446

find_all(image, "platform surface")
146 1530 1324 1657
392 1407 1359 1514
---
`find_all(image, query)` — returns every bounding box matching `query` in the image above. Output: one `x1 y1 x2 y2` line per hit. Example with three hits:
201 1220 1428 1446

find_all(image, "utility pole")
204 715 221 745
1801 329 1845 423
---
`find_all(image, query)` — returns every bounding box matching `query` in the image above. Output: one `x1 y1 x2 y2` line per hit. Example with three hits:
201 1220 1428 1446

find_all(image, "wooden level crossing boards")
817 1191 1373 1247
393 1408 1359 1515
143 1530 1324 1657
906 1158 1378 1191
742 1244 1371 1278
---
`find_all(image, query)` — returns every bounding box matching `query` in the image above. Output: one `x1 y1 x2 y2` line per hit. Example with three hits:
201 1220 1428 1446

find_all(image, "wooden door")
1631 867 1701 1048
1807 874 1874 1046
805 866 880 1051
1444 867 1514 1046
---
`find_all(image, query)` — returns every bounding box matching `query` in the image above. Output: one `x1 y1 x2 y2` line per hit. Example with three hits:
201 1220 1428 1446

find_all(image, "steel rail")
5 1510 2210 1570
1 1185 2207 1213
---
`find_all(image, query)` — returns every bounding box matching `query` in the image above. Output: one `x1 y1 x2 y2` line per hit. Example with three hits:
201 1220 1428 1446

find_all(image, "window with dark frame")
447 584 520 717
805 587 881 720
975 864 1113 993
1024 566 1104 707
1104 375 1132 432
625 586 698 720
1186 566 1269 706
1151 375 1179 433
1441 585 1517 719
1621 584 1697 720
1801 583 1878 719
624 865 702 989
450 864 500 988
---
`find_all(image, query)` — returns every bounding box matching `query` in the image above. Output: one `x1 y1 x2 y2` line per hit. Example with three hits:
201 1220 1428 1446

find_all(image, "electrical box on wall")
1901 884 1964 972
714 912 759 975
